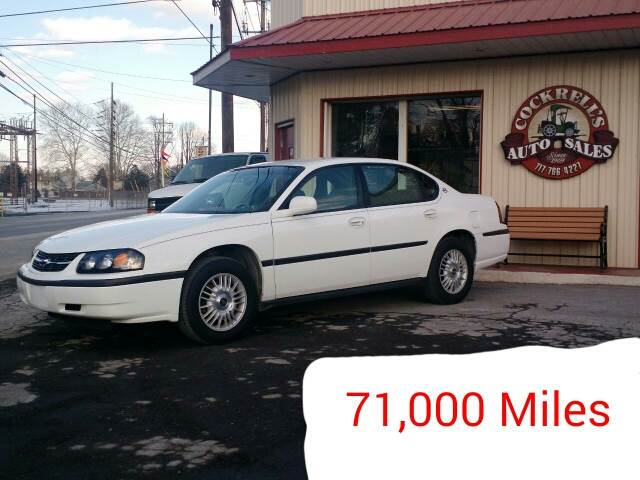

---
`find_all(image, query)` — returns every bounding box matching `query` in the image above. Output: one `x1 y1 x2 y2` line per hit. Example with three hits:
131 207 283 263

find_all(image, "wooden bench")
505 206 608 269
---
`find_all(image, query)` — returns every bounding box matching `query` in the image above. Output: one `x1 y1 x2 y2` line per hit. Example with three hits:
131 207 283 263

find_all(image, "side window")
420 173 439 202
286 165 360 212
249 155 267 165
362 165 438 207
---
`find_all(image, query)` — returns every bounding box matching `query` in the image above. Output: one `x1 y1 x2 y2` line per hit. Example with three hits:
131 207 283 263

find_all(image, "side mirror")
288 196 317 216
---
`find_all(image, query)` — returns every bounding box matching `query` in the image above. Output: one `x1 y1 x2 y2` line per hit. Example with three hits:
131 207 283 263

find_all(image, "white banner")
304 339 640 479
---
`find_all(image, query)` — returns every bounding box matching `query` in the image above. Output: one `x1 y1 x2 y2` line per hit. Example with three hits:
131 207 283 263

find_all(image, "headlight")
32 245 40 259
77 249 145 274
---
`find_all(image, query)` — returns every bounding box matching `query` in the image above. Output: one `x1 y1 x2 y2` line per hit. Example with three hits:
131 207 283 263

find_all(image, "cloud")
12 46 76 59
55 70 94 83
153 0 216 17
55 70 96 92
40 16 197 42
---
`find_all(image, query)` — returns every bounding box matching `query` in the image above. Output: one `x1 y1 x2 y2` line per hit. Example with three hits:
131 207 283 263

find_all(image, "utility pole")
161 112 165 187
109 82 115 208
243 0 269 151
32 94 38 202
208 23 213 155
259 0 267 152
219 0 234 152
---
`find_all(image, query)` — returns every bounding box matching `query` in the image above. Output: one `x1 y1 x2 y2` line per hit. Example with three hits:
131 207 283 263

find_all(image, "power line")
7 52 209 108
0 67 111 148
0 55 83 113
0 82 101 150
114 83 207 102
0 78 142 158
116 89 206 104
0 37 209 48
5 50 225 109
170 0 218 53
0 0 173 18
2 50 91 105
10 51 192 83
231 2 245 41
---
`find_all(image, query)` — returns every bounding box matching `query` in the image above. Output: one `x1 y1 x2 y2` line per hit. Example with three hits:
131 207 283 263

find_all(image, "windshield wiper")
194 178 209 183
171 180 188 185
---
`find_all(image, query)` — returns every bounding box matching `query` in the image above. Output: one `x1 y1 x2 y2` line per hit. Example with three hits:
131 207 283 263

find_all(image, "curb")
476 269 640 287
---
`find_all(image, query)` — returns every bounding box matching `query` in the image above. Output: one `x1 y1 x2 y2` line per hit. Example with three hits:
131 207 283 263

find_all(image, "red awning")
193 0 640 101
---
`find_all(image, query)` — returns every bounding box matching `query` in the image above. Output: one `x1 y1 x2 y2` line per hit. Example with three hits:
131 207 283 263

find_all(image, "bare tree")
178 121 205 166
41 102 91 193
94 101 153 184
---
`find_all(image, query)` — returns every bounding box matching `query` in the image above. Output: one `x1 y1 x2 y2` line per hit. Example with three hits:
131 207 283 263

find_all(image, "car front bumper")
17 265 183 324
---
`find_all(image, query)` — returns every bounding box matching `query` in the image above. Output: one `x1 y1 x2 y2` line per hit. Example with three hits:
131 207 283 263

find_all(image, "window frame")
358 163 441 209
320 91 483 194
165 165 304 215
279 164 367 215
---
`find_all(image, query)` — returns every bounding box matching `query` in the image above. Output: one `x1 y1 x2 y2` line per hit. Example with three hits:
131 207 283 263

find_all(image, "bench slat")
508 221 602 229
508 207 605 213
510 226 601 234
508 215 604 223
510 232 601 241
508 211 605 218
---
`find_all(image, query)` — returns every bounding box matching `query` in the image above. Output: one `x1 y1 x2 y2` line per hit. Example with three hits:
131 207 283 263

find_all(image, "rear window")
172 155 248 184
362 164 439 206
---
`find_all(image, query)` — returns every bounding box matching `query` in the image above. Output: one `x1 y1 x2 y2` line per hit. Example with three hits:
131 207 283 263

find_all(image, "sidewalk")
2 199 144 216
477 263 640 287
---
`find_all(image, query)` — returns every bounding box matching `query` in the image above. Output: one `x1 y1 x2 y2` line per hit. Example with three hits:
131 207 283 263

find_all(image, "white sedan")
17 159 509 343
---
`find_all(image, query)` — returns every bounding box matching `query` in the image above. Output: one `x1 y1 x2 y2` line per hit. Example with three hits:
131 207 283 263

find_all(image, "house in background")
193 0 640 269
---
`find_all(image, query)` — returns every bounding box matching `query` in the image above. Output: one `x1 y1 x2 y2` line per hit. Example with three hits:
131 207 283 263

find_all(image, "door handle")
349 217 366 227
424 209 438 219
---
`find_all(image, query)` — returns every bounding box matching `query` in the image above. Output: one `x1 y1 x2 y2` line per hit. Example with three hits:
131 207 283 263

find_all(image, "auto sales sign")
501 85 619 179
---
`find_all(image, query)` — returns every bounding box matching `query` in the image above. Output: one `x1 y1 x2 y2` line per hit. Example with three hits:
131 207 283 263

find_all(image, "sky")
0 0 264 169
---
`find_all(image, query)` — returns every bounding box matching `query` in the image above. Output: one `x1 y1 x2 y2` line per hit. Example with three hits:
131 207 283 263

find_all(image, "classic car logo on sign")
501 85 619 179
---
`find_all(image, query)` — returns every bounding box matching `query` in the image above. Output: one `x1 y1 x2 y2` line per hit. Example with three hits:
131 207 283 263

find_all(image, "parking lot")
1 275 639 479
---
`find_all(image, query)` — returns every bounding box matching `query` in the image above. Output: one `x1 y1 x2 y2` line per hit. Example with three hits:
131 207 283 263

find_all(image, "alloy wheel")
198 273 248 332
439 249 469 295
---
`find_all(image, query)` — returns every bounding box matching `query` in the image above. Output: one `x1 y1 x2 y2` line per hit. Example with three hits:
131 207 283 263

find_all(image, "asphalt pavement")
0 210 146 279
1 278 639 479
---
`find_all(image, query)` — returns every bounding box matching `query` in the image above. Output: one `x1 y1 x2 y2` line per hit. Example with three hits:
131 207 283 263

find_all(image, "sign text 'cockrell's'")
501 85 619 180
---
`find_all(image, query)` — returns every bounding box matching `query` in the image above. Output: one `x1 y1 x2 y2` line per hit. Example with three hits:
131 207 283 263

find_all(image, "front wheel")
423 237 474 304
179 256 258 344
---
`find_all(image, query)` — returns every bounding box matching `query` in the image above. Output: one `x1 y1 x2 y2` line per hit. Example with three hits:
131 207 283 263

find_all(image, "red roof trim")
230 14 640 61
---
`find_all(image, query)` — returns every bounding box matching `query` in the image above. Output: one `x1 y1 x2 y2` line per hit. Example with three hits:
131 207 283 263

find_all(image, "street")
0 210 146 279
1 278 638 479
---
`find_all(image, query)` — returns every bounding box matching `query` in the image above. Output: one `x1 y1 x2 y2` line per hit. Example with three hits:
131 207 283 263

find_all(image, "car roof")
263 157 403 169
195 152 267 159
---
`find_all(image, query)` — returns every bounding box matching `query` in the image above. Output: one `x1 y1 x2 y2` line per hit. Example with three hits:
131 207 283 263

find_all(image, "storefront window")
332 101 399 160
408 96 481 193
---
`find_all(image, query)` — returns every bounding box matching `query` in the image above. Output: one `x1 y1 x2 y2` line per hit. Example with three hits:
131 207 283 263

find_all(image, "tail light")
495 201 503 224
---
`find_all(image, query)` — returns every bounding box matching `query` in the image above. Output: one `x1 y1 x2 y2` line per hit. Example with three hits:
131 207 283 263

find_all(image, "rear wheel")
423 237 474 304
179 256 257 344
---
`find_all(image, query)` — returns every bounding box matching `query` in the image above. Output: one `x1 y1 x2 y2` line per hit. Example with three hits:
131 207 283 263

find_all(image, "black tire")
423 237 474 305
178 256 258 344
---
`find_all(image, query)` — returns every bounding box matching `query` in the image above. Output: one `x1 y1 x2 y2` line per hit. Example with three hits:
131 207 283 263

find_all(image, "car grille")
153 196 182 212
32 251 79 272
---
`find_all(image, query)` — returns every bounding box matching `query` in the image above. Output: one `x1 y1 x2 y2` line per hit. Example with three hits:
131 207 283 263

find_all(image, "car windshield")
165 166 304 214
171 155 249 184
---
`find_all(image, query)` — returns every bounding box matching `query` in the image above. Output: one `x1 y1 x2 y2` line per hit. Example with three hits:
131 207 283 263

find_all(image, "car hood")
148 183 198 199
37 213 269 254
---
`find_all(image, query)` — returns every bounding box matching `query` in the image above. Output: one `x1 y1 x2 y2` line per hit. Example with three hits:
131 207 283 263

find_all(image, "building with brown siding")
193 0 640 269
